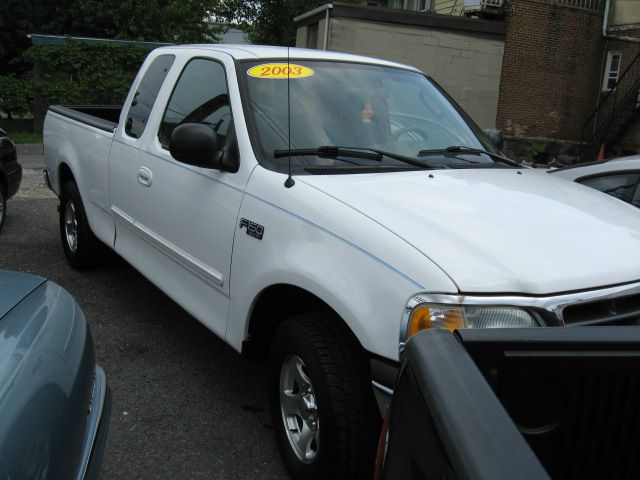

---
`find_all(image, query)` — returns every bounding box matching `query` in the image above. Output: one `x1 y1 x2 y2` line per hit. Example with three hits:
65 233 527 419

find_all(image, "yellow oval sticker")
247 63 314 79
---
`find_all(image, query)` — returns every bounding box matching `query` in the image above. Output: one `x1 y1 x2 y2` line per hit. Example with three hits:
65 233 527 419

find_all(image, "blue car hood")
0 270 46 319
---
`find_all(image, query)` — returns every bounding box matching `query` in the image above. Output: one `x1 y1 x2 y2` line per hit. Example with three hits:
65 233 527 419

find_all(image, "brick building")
295 1 640 161
496 2 605 140
496 0 640 159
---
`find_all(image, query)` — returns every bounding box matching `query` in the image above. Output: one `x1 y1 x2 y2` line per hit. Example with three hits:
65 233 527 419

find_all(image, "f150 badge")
240 218 264 240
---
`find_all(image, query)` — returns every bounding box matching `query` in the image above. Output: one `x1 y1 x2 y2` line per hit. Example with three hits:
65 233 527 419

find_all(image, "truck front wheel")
59 181 103 269
268 312 380 480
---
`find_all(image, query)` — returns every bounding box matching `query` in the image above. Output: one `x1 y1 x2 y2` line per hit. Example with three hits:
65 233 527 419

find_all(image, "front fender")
227 168 457 361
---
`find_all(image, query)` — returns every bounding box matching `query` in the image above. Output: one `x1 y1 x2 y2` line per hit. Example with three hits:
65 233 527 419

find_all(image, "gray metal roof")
28 34 171 49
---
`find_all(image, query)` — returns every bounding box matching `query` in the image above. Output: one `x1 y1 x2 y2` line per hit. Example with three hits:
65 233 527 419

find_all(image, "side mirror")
484 128 504 151
169 123 220 169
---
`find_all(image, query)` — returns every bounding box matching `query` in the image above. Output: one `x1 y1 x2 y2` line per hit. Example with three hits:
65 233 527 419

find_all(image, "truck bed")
48 105 121 133
44 104 118 246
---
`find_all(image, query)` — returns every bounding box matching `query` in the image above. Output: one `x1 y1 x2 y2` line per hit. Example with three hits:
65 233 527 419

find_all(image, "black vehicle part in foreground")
377 327 640 480
0 128 22 232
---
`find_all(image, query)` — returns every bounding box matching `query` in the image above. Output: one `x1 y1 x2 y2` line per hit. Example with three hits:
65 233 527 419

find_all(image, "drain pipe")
293 4 333 50
603 0 640 44
293 3 333 50
323 5 332 50
603 0 610 37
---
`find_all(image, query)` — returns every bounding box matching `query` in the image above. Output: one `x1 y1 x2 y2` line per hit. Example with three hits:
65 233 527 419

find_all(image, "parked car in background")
0 128 22 232
550 155 640 208
0 269 111 479
0 128 22 231
376 327 640 479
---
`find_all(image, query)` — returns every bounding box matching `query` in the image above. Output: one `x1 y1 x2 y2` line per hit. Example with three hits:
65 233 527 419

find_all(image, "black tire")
0 182 6 233
268 312 381 480
59 181 103 269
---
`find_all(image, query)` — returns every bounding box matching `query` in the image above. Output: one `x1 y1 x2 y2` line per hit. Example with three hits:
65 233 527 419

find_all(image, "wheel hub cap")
64 201 78 252
279 354 320 463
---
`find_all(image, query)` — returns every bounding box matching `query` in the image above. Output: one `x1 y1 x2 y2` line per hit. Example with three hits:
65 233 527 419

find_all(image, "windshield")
241 60 498 172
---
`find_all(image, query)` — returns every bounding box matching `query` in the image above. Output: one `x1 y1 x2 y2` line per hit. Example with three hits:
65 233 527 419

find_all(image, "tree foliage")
219 0 357 46
65 0 222 43
0 75 30 119
25 42 149 106
0 0 75 74
0 0 221 74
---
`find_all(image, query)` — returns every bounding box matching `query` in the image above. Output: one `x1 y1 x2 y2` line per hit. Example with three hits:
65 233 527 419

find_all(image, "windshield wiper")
274 146 383 161
274 146 434 169
418 146 521 167
366 148 434 169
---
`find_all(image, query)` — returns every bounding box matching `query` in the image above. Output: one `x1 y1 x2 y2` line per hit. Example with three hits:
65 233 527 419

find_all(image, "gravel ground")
0 169 289 479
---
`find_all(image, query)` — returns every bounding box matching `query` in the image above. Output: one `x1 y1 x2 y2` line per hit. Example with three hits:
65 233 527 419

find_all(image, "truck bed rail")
48 105 120 133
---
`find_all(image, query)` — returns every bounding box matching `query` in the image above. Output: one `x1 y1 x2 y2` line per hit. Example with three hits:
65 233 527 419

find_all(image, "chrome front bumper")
371 357 399 414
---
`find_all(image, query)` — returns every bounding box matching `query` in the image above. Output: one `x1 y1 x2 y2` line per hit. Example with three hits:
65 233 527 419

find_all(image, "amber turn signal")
407 305 465 338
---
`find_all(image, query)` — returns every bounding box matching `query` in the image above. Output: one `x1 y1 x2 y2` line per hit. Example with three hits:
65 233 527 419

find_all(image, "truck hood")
299 169 640 294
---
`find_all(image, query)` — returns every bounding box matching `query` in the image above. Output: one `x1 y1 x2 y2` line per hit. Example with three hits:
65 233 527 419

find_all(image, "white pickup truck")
44 45 640 479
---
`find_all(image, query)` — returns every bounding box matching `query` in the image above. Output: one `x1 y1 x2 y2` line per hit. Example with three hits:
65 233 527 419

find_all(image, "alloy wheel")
279 354 320 463
64 201 78 252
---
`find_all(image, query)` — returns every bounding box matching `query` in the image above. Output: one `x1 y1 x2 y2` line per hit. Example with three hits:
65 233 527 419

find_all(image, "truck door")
109 52 248 340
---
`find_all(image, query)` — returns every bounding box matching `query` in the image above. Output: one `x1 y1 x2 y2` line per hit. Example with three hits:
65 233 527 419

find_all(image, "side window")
579 172 640 204
159 58 232 150
125 54 175 139
632 181 640 208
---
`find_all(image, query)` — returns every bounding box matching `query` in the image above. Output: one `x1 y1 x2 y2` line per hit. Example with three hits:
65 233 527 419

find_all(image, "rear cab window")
124 54 175 139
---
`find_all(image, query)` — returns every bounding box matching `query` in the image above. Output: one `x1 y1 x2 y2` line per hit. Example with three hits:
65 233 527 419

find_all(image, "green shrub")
25 40 150 107
0 75 31 119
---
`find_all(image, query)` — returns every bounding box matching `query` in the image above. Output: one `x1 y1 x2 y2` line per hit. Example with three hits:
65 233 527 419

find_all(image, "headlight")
401 297 541 352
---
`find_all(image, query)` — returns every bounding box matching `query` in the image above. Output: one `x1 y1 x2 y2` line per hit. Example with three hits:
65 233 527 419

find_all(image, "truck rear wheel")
59 181 103 269
268 312 380 480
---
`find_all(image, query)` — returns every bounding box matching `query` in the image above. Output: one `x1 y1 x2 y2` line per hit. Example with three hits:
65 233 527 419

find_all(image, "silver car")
550 155 640 208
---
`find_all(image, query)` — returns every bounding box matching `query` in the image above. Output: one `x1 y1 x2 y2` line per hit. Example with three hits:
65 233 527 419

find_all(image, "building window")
604 52 622 91
307 23 319 49
417 0 431 11
394 0 408 9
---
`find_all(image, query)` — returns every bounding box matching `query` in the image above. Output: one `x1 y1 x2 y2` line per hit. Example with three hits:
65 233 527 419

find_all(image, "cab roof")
153 44 421 73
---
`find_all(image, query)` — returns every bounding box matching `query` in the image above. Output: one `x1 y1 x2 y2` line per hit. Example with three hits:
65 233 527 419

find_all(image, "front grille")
562 293 640 325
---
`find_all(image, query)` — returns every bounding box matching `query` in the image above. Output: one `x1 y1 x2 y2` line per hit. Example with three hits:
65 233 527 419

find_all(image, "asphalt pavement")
0 159 289 478
15 143 45 169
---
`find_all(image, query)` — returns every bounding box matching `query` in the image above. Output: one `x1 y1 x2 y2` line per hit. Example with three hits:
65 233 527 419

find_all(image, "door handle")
137 166 153 187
